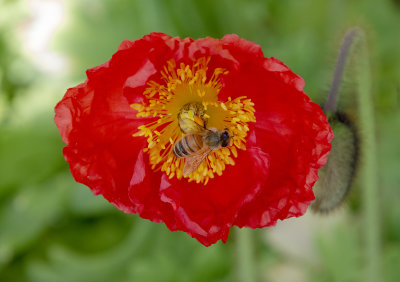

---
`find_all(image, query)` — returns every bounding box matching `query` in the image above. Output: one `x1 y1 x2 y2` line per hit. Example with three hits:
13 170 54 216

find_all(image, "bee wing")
183 147 212 176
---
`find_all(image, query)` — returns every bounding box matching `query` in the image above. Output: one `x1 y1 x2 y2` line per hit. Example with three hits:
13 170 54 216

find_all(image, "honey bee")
174 102 231 176
173 127 231 176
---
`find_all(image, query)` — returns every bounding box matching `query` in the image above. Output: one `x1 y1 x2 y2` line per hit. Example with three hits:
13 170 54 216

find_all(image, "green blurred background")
0 0 399 281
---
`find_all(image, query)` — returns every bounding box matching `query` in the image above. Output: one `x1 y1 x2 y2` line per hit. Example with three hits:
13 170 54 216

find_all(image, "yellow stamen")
132 57 256 184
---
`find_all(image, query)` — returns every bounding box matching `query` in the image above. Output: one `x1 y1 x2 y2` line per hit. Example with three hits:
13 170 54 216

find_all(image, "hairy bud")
312 112 359 213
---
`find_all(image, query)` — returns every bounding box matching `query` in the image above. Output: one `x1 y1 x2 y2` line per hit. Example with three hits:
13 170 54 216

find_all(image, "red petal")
217 54 332 227
55 33 332 246
54 35 161 214
130 144 270 246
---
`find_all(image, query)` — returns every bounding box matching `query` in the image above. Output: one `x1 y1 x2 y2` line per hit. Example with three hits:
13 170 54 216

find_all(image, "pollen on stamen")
131 57 256 184
220 102 228 111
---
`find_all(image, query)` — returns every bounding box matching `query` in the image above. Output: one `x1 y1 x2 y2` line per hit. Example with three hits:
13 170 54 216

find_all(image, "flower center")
131 57 255 184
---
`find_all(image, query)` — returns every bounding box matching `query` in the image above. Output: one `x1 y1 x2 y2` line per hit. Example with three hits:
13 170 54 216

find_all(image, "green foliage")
26 220 231 282
0 0 399 281
312 224 362 282
0 121 65 196
0 0 36 108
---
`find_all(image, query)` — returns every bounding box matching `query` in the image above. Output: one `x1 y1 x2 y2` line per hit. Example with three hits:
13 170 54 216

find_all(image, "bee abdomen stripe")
173 143 184 158
177 139 189 156
193 135 202 151
184 136 196 153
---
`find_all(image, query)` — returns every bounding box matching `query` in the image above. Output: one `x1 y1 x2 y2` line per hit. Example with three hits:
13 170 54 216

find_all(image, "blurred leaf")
383 244 400 282
27 218 232 282
190 243 232 282
378 111 400 251
27 220 156 282
312 224 362 282
0 121 65 196
0 0 33 105
68 183 114 216
56 0 178 76
0 173 70 270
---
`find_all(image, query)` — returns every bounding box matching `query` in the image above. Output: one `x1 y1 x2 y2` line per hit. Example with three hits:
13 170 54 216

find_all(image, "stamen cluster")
132 58 256 184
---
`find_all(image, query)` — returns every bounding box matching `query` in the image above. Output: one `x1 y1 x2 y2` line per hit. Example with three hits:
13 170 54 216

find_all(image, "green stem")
352 28 380 282
324 28 358 113
235 228 257 282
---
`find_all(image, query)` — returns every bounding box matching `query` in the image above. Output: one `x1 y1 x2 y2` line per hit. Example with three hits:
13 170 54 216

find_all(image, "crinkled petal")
55 32 332 246
217 51 332 227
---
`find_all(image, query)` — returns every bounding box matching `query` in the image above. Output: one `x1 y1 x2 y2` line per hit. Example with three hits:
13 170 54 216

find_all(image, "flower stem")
324 28 358 113
235 228 257 282
353 28 381 282
324 27 380 282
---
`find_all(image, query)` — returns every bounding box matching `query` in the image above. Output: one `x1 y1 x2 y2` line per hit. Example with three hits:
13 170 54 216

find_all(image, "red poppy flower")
55 33 333 246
